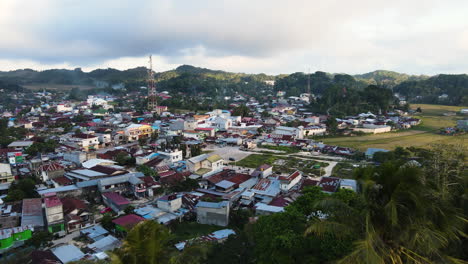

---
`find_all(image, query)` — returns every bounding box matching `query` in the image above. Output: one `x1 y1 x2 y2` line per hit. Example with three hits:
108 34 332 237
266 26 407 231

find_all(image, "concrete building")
0 163 14 185
196 201 230 227
187 154 224 177
44 195 66 236
157 194 182 212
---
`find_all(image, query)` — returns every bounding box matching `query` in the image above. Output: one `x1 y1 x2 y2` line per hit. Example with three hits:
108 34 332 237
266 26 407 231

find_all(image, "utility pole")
147 55 157 112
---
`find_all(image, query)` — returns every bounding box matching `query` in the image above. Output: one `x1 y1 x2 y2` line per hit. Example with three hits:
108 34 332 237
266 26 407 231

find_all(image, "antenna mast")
147 55 157 111
307 68 311 103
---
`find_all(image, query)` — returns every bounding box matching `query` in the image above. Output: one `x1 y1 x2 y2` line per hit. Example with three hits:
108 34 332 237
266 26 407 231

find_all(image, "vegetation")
4 178 39 202
323 104 468 151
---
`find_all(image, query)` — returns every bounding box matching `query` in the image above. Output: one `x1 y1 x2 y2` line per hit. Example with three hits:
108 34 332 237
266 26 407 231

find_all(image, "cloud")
0 0 467 74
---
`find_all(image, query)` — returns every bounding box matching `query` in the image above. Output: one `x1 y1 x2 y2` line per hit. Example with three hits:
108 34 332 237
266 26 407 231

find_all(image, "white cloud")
0 0 467 75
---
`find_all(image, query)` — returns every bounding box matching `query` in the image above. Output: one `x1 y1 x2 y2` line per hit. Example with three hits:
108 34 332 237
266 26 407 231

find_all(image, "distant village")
0 85 465 263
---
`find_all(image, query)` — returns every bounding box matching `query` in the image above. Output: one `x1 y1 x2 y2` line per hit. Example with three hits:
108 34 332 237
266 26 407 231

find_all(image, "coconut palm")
110 220 172 264
307 162 467 264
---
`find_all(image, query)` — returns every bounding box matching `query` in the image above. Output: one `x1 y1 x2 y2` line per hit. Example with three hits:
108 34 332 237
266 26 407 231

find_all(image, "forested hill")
0 66 466 105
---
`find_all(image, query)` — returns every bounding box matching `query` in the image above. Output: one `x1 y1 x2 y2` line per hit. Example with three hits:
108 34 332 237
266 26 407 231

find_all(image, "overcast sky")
1 0 467 75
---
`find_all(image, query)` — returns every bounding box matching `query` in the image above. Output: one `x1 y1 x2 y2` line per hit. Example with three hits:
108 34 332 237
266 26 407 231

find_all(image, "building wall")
196 205 230 226
157 197 182 212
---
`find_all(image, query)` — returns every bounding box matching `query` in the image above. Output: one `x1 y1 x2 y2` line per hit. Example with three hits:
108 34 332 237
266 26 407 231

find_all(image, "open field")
323 104 467 151
236 154 328 176
24 84 95 91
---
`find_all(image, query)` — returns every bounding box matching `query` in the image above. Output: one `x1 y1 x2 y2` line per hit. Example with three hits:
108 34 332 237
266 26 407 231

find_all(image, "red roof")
318 177 341 193
269 196 290 207
195 127 214 131
112 214 145 229
44 196 62 208
61 197 87 215
279 170 301 183
102 192 130 205
159 170 176 178
53 176 73 186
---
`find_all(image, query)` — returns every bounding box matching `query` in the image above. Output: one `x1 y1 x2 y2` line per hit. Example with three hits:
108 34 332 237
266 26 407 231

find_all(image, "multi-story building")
44 195 66 236
122 124 153 141
0 163 14 185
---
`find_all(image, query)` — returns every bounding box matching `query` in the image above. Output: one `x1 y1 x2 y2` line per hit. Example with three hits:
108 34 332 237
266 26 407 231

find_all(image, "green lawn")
323 104 467 151
236 154 281 168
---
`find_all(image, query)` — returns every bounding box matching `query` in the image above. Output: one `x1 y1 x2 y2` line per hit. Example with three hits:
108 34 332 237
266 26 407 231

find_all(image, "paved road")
323 161 337 177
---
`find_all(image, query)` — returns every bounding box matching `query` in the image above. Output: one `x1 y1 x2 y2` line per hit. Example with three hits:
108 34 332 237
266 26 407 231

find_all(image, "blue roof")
196 201 229 208
365 148 389 155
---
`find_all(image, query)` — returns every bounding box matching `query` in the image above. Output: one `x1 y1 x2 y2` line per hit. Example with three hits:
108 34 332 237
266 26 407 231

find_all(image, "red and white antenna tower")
147 55 157 111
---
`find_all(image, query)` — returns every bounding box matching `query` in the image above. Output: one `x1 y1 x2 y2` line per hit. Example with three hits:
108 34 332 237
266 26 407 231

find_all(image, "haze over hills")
0 66 467 106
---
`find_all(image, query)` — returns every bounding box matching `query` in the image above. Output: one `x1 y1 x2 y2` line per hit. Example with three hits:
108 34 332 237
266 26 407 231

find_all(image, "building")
112 214 145 233
102 192 130 213
7 141 34 151
51 244 85 264
340 179 358 192
157 194 182 212
279 171 302 192
365 148 390 159
61 197 93 232
123 124 153 141
252 164 273 178
273 126 304 139
21 198 44 230
187 154 224 177
457 119 468 131
353 125 391 134
44 195 66 236
0 225 33 250
196 201 230 226
39 163 65 182
0 163 14 185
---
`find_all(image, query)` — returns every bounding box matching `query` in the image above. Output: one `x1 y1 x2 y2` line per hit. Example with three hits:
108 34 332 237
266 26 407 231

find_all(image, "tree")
100 213 114 231
308 161 467 264
4 178 39 202
137 165 157 178
25 231 53 248
232 104 250 117
124 205 135 215
110 221 172 264
325 116 338 135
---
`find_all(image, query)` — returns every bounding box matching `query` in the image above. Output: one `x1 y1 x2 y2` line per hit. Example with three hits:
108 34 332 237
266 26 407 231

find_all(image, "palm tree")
110 220 172 264
307 163 467 264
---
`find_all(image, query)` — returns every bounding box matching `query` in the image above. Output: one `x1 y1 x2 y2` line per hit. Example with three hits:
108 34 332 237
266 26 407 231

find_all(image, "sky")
1 0 468 75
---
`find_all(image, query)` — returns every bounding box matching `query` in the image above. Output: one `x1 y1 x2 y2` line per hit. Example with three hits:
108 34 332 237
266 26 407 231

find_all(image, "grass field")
236 154 327 176
170 222 222 241
322 104 467 151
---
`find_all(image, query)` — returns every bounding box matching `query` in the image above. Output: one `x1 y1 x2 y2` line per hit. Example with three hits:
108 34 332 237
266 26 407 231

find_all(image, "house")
187 154 224 177
81 225 109 242
51 245 85 264
7 141 34 151
318 177 341 193
122 124 153 141
56 104 73 112
252 164 273 178
254 202 285 215
157 194 182 212
273 126 304 139
68 133 100 151
196 201 230 227
102 192 130 213
457 119 468 131
303 126 326 136
340 179 358 192
61 197 93 232
21 198 45 230
44 195 66 236
353 125 391 134
0 163 14 185
278 171 302 192
112 214 145 232
39 162 65 182
0 225 33 250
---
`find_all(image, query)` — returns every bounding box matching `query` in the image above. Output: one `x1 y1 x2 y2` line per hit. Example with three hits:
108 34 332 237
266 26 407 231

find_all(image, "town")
0 58 467 264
